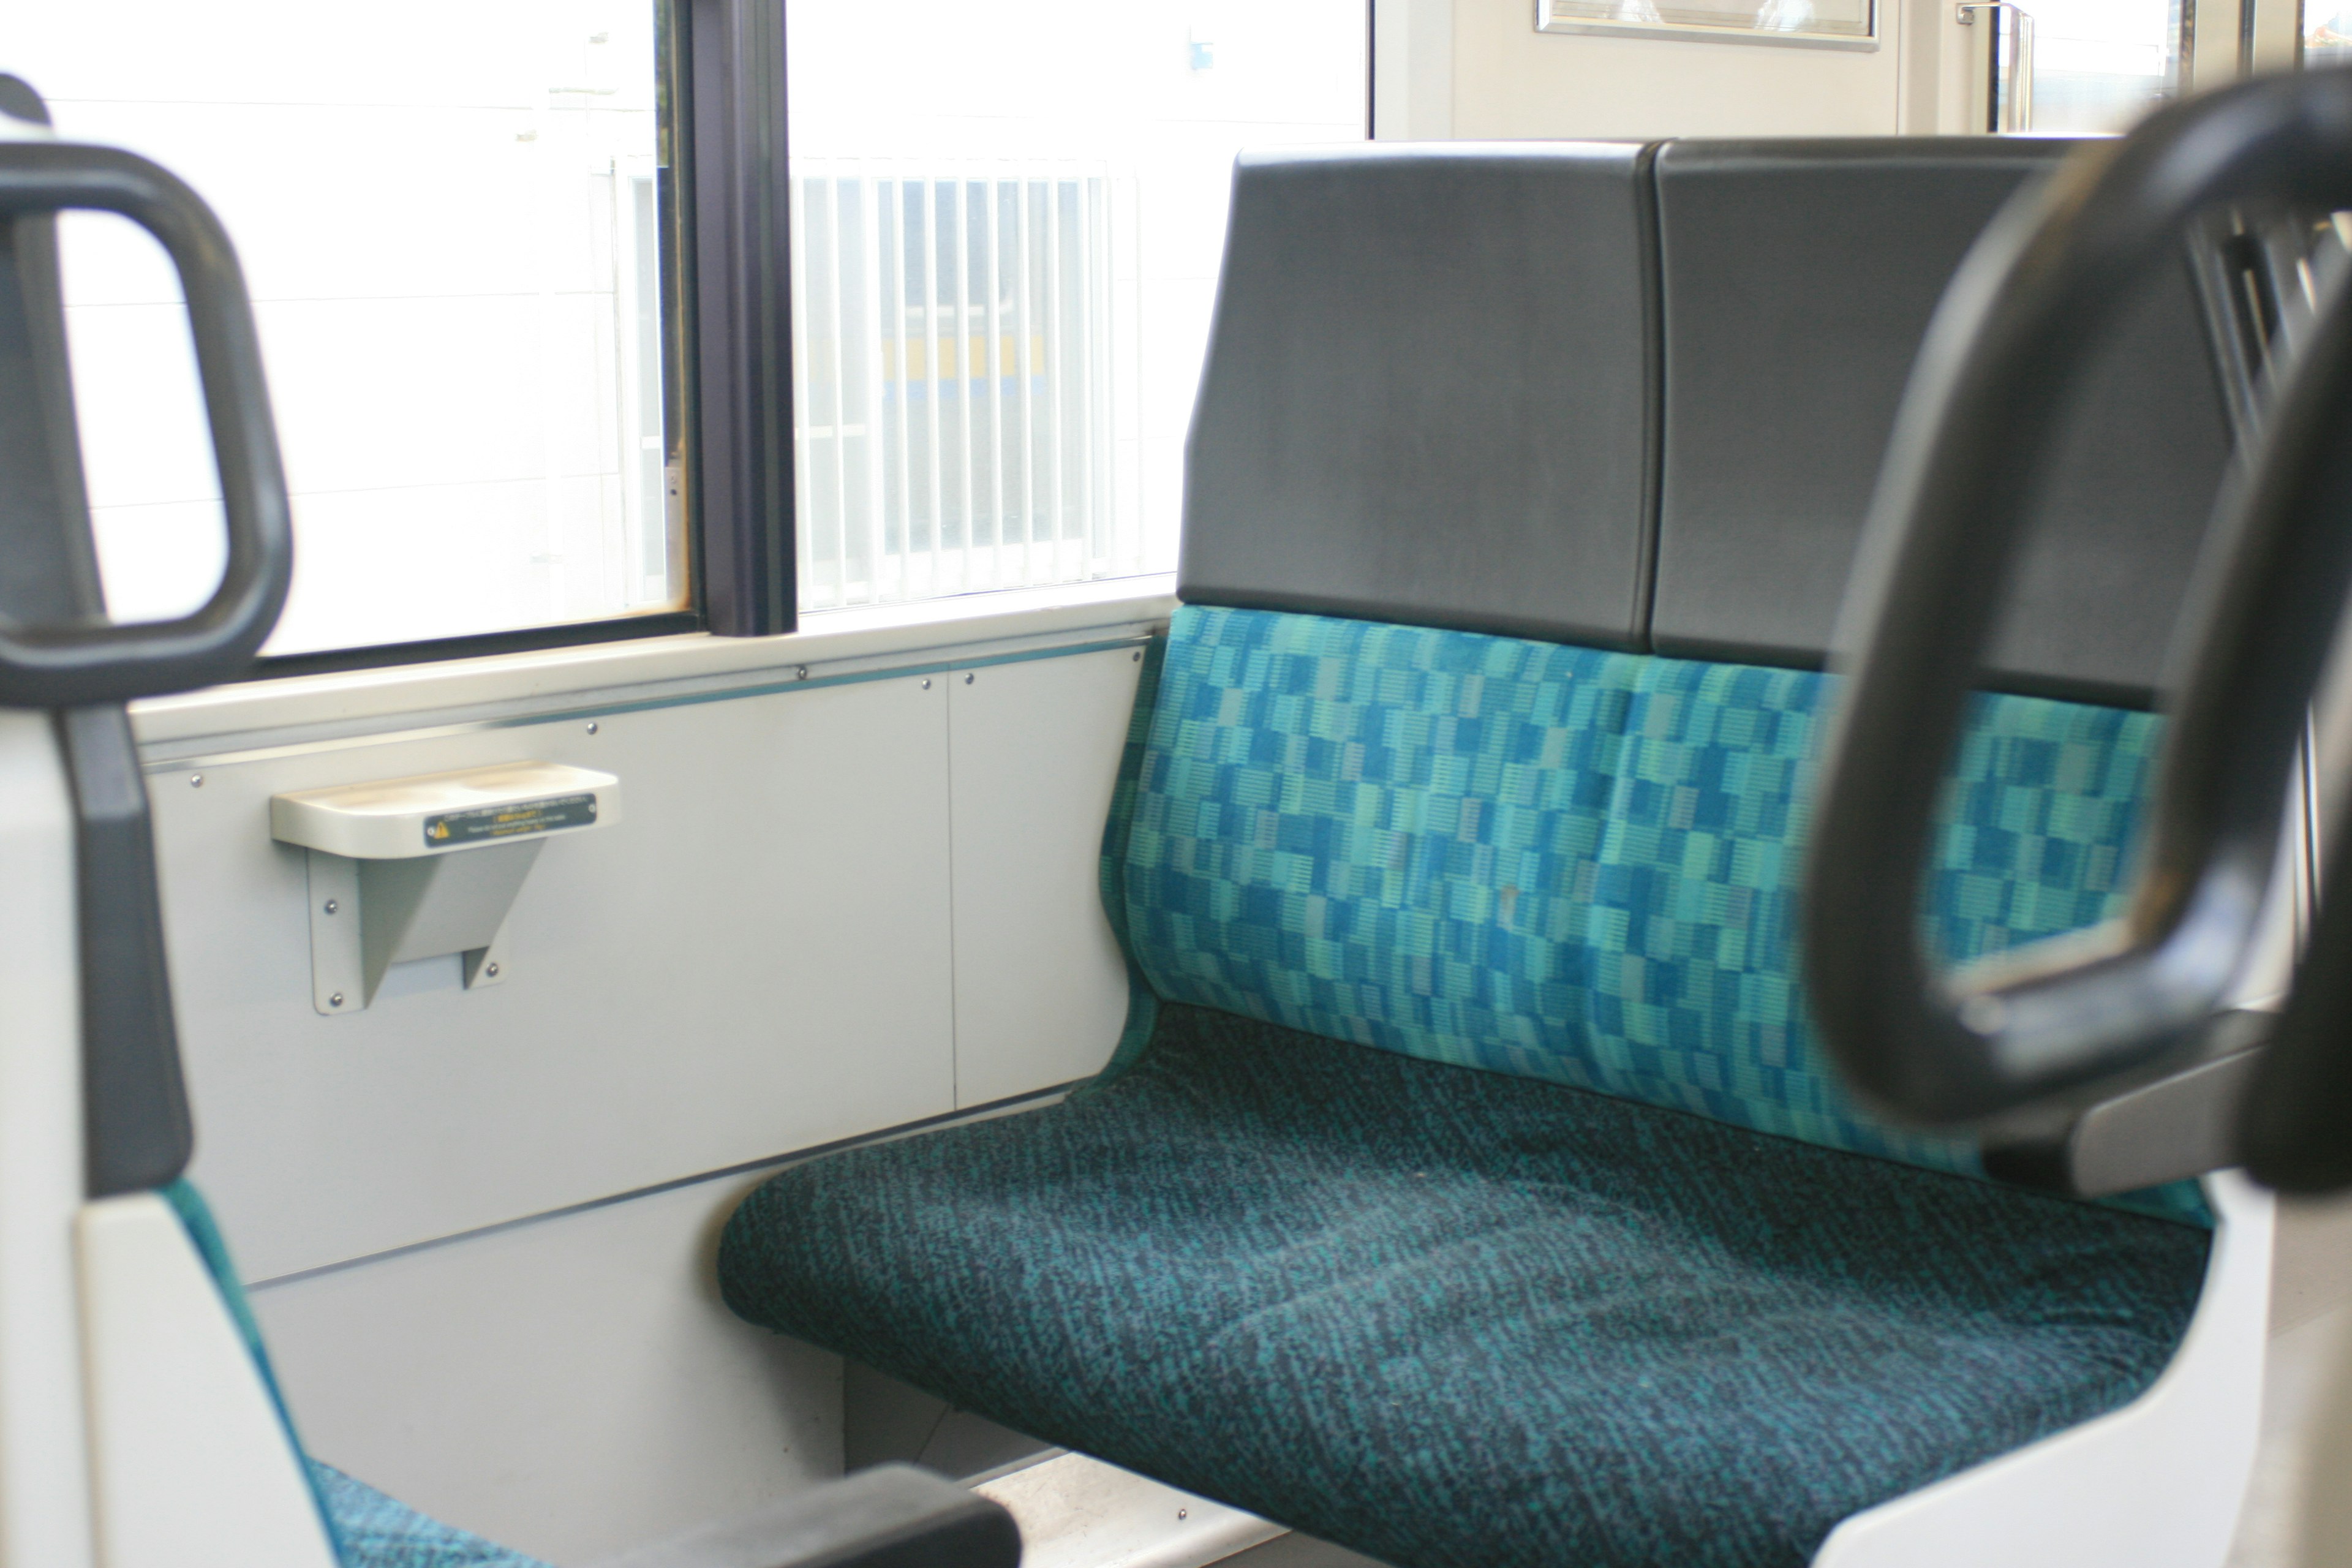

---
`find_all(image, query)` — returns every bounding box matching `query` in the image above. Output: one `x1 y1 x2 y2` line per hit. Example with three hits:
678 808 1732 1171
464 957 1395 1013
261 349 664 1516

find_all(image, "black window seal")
250 609 705 681
681 0 796 638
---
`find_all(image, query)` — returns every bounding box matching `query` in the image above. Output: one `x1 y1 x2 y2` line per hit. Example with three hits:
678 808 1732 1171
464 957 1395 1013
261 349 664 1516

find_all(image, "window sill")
133 574 1178 761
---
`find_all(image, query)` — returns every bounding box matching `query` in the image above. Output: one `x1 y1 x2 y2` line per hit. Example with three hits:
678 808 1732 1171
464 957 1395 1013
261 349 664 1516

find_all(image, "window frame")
680 0 798 639
251 0 797 681
253 0 1394 678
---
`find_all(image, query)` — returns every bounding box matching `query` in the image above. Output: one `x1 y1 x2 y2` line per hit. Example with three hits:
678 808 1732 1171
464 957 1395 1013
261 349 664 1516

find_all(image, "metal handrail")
1804 68 2352 1126
0 131 290 704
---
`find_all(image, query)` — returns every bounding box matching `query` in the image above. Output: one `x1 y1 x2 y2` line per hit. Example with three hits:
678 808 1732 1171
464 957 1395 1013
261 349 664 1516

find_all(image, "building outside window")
786 0 1369 614
2012 0 2188 132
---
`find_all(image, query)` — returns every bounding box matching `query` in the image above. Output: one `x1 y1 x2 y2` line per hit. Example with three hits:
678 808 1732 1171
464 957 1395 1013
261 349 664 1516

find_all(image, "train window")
2018 0 2189 131
10 4 686 660
786 1 1370 614
2306 0 2352 61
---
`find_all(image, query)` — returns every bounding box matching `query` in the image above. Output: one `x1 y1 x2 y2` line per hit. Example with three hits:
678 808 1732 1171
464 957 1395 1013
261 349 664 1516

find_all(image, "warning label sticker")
424 793 598 849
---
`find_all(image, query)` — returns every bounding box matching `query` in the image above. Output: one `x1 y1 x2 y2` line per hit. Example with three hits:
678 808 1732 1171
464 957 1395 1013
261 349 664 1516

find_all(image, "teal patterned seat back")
1121 605 2204 1219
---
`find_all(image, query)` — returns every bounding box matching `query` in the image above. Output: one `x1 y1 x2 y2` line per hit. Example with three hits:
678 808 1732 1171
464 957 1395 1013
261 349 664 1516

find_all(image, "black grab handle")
0 137 290 703
1806 68 2352 1127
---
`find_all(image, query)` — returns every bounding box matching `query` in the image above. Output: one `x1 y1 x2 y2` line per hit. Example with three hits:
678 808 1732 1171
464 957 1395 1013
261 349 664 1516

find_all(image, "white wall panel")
0 715 99 1568
156 671 957 1280
1373 0 1458 140
250 1175 839 1565
948 648 1142 1107
139 632 1150 1558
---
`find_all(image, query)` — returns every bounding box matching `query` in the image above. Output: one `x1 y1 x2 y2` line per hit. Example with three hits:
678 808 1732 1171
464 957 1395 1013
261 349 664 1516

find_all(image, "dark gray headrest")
1651 138 2233 706
1180 144 1658 649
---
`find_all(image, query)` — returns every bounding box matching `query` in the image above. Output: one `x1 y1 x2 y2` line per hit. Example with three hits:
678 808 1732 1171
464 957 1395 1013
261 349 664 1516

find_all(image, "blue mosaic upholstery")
1121 605 2200 1220
311 1463 550 1568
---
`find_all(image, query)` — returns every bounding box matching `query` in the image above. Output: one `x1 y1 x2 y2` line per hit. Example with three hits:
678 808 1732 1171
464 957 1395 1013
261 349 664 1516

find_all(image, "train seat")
718 143 2272 1567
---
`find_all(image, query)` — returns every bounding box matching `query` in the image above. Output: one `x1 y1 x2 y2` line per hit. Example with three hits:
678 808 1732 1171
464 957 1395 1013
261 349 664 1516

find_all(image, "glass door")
2305 0 2352 64
2010 0 2190 130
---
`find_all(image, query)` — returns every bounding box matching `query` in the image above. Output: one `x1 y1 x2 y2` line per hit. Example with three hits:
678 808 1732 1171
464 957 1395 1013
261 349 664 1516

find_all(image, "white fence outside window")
790 162 1139 612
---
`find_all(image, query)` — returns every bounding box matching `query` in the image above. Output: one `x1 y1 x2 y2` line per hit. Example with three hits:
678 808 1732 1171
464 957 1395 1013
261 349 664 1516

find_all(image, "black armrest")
595 1464 1020 1568
1981 1010 2270 1199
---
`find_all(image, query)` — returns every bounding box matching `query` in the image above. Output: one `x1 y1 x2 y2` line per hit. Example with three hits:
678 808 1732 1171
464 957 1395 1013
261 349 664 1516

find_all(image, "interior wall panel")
153 671 958 1281
948 647 1143 1108
146 634 1155 1559
249 1174 840 1565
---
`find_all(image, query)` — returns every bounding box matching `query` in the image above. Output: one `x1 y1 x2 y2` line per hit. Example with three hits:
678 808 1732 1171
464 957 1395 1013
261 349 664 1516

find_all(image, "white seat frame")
1817 1170 2272 1568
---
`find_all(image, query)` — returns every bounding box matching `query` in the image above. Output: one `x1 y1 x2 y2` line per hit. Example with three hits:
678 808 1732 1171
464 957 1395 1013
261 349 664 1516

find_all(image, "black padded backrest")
1652 138 2234 706
1181 143 1658 649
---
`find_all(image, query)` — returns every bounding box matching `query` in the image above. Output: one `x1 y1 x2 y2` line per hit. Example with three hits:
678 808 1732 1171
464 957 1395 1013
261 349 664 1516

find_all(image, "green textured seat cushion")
720 1003 2209 1568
